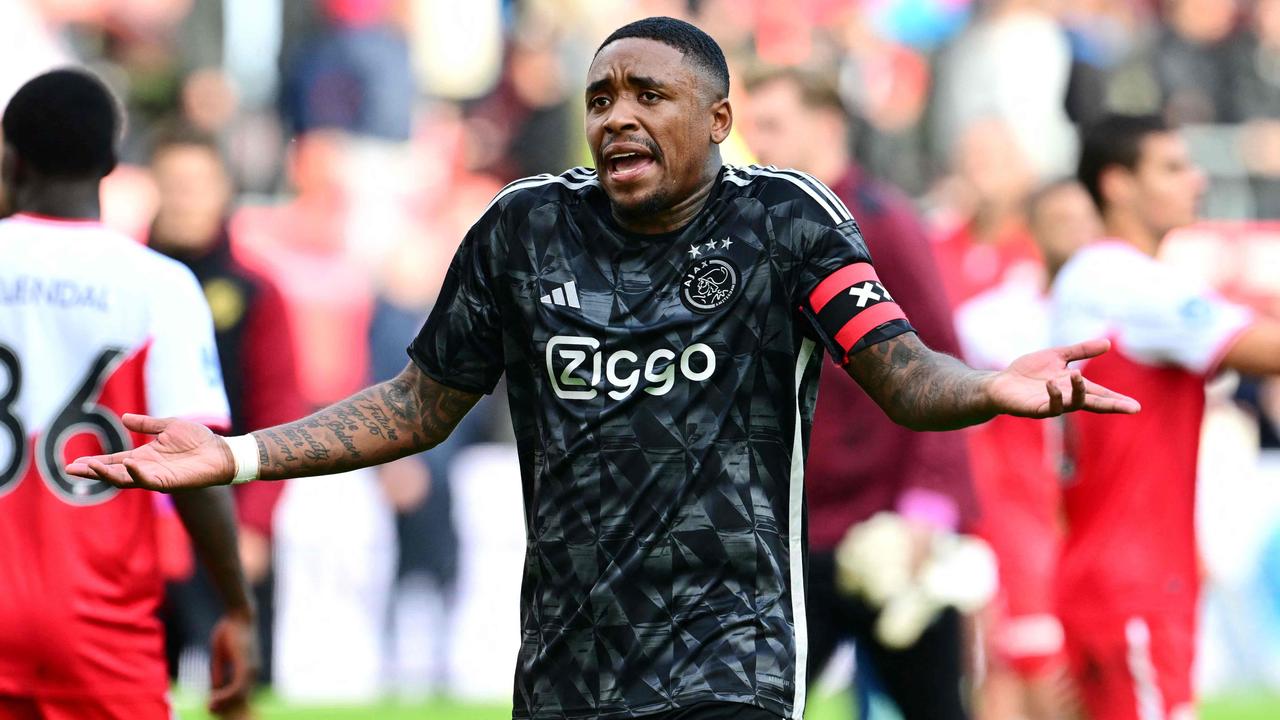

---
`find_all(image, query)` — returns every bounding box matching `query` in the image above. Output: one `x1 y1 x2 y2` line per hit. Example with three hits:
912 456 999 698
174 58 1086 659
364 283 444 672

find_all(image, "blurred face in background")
585 38 731 225
1029 182 1101 273
1258 0 1280 45
1112 131 1206 238
1168 0 1237 43
742 76 846 181
150 143 232 252
954 118 1035 211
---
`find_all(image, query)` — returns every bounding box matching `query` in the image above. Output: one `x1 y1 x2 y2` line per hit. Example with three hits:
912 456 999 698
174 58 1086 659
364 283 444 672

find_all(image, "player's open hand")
209 609 259 718
64 414 235 491
986 338 1141 418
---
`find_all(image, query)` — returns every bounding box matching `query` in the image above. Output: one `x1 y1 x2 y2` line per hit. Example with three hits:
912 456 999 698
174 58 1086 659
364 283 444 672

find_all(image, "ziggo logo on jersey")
545 335 716 400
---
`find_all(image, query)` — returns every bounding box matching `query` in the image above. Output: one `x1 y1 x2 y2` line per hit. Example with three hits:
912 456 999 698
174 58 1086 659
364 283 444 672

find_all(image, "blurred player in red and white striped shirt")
1052 115 1280 720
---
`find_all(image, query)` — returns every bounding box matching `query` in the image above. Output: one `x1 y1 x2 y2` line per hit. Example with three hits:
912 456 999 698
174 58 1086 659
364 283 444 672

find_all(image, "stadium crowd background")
2 0 1280 716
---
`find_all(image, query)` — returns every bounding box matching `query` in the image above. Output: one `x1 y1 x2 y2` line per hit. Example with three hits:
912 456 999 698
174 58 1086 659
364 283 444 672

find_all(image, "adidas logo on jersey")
540 281 581 309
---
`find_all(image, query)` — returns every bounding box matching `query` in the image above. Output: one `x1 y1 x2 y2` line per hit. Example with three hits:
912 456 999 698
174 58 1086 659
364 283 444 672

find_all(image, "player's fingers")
1045 377 1064 417
84 459 137 488
1056 338 1111 364
1081 377 1142 413
210 631 228 690
69 447 137 470
1082 390 1142 414
208 649 252 712
121 413 170 435
1067 371 1087 411
122 459 165 491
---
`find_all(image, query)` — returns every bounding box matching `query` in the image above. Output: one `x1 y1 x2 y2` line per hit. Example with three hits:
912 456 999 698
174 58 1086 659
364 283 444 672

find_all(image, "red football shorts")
1061 612 1196 720
0 694 170 720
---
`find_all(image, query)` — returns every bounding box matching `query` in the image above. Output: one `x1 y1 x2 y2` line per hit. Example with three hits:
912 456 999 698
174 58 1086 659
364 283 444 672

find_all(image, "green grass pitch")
174 689 1280 719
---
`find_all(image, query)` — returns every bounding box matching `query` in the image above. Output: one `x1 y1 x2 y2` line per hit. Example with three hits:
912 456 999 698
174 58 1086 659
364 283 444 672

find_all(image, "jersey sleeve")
407 206 506 394
786 181 914 364
1120 272 1253 375
1056 246 1254 376
146 262 232 428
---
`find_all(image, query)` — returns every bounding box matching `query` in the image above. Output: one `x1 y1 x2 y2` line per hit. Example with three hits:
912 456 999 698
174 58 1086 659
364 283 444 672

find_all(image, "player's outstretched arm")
66 362 482 491
845 333 1140 431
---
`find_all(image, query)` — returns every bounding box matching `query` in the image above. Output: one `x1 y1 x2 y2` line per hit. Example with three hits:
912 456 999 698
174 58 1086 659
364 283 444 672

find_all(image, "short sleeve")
407 210 506 394
1053 244 1254 376
1120 275 1253 375
147 263 232 427
792 203 914 364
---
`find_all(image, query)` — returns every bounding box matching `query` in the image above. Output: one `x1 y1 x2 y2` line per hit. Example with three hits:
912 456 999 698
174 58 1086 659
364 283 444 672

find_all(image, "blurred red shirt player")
0 71 255 720
1051 115 1280 720
952 179 1103 720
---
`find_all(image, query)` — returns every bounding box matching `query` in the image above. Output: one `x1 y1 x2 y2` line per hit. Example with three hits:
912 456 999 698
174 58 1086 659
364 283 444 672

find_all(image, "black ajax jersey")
409 165 912 719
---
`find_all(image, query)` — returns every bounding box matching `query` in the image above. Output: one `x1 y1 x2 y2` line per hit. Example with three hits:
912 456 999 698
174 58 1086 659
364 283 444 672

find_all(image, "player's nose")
601 98 641 136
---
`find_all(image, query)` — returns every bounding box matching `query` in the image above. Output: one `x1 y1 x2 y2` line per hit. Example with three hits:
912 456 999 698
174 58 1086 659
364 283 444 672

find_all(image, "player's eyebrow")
586 74 669 97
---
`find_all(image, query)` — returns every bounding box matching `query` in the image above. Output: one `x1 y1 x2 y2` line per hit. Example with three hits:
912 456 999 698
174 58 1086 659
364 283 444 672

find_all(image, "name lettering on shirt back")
0 275 109 312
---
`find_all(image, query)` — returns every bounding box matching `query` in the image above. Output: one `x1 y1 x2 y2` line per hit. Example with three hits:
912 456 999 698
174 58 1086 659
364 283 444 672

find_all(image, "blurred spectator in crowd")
1155 0 1243 125
829 3 935 195
1234 0 1280 216
930 116 1041 306
232 129 373 407
955 179 1100 720
147 122 307 688
465 31 579 182
279 0 412 142
743 65 977 720
931 0 1078 180
370 239 500 696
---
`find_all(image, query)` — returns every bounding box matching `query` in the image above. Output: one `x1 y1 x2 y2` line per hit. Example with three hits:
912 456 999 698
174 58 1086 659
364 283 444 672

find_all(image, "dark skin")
3 142 258 719
68 39 1137 487
0 144 103 219
586 39 731 234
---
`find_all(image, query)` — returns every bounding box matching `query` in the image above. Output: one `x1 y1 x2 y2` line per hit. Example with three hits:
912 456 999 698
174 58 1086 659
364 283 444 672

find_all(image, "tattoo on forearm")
846 333 991 431
251 366 480 480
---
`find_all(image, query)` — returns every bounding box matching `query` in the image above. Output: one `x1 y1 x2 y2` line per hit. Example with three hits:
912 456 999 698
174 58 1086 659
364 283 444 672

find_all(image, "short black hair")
596 16 730 99
2 68 121 179
1077 114 1172 212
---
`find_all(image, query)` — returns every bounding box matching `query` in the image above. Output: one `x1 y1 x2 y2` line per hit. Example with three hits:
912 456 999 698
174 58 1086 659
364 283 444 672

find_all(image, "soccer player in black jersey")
70 17 1139 720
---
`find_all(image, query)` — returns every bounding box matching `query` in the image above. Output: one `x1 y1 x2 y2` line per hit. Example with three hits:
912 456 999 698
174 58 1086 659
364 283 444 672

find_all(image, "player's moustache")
602 136 662 161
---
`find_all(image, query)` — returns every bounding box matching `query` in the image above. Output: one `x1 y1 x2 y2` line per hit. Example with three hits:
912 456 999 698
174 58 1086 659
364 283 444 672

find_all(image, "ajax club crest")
681 257 740 313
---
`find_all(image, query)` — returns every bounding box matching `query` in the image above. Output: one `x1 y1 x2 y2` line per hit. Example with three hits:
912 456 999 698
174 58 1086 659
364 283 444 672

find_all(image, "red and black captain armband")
802 263 913 364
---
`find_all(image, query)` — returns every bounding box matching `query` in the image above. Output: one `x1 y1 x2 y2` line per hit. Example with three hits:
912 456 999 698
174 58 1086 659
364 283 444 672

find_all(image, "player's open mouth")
603 145 657 184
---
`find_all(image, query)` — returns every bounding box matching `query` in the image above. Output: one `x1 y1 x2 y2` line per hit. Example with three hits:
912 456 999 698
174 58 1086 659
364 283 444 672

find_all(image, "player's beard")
611 187 674 229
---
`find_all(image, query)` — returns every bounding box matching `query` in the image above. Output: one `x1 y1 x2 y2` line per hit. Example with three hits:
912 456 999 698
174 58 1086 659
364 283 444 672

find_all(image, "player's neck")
12 180 102 221
1103 211 1161 258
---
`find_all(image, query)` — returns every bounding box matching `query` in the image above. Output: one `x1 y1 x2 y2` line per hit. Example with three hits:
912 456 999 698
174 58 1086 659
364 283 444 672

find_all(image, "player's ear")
1099 164 1133 209
710 98 732 145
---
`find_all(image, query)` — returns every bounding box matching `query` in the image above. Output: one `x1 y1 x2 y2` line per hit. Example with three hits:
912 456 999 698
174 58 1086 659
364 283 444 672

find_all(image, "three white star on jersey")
688 237 733 258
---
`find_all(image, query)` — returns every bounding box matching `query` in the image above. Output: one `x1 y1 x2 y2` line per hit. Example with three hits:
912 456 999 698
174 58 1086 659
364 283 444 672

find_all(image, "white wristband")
224 434 260 485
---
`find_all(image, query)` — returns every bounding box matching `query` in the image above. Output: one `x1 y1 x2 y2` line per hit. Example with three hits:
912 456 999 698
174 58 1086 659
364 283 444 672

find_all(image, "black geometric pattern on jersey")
409 164 914 719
